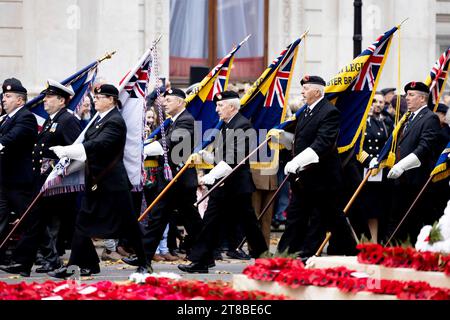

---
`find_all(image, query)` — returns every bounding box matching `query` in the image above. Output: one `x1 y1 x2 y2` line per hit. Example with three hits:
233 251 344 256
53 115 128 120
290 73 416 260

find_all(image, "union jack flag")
206 63 230 101
325 26 398 153
240 37 302 131
121 55 152 99
425 47 450 111
184 35 249 138
264 49 291 109
352 36 386 91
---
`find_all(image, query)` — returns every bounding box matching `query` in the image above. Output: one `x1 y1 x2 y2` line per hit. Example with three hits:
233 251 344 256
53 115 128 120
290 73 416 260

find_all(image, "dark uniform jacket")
396 107 441 187
212 112 256 195
156 109 197 189
79 108 133 237
0 107 37 188
32 108 81 186
361 115 392 166
82 108 131 193
290 98 342 190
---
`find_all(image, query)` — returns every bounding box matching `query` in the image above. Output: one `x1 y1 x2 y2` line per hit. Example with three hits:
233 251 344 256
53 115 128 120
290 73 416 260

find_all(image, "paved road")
0 231 284 285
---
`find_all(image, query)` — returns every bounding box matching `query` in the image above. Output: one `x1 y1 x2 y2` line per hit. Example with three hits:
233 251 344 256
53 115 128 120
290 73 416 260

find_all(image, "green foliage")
429 221 443 245
260 248 300 259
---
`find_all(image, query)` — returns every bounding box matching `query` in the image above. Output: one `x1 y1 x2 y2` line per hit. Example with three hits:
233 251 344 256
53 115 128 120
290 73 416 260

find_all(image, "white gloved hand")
199 150 214 164
199 161 232 185
284 147 319 175
64 160 85 176
369 157 379 169
267 129 294 150
0 143 4 151
387 153 421 179
50 144 86 161
144 141 164 157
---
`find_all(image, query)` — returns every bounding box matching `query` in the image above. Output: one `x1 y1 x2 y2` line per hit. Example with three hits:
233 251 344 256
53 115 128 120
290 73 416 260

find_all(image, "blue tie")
1 116 11 127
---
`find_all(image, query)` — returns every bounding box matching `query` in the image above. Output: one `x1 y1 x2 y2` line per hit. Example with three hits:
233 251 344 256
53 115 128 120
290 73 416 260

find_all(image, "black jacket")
289 98 342 190
32 108 81 182
156 109 198 189
396 107 442 186
82 108 131 192
212 112 256 195
0 107 37 188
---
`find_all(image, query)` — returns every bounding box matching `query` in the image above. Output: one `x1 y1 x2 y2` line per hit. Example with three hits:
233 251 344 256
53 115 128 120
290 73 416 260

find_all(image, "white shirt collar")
225 111 239 124
170 109 185 123
98 106 116 120
7 105 25 118
410 105 428 120
308 97 324 111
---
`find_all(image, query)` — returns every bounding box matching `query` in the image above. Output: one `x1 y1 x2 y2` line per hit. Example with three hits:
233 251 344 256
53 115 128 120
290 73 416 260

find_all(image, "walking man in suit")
0 78 37 263
276 75 343 259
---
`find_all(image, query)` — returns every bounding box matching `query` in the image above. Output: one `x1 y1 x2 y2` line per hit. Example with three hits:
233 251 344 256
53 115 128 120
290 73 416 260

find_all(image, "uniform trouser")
0 187 32 259
385 182 432 244
252 189 276 247
12 194 77 269
141 185 203 260
277 181 339 257
68 211 149 269
188 190 268 264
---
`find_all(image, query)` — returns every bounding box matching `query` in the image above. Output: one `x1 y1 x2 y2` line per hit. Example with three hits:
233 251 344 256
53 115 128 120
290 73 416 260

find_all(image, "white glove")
387 153 421 179
144 141 164 157
64 160 85 176
199 161 232 185
368 158 379 169
0 143 4 151
268 129 294 150
284 147 319 175
199 150 214 164
50 144 86 161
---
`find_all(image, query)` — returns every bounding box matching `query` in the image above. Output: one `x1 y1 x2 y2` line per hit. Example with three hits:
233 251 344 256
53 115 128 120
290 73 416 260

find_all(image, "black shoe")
207 259 216 268
0 263 31 277
122 255 139 267
178 262 209 274
213 251 223 261
47 266 73 279
226 249 251 260
136 263 153 274
35 263 62 274
80 265 100 276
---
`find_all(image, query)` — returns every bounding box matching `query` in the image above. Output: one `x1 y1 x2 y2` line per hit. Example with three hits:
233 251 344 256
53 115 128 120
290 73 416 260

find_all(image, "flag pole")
0 192 44 250
138 157 194 222
194 137 271 207
313 168 373 257
385 175 433 246
237 173 291 250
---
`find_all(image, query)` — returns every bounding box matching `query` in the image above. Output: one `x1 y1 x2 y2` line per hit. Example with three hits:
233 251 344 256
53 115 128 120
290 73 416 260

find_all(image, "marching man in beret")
0 78 37 263
178 90 268 273
383 81 442 242
274 75 343 260
122 87 204 268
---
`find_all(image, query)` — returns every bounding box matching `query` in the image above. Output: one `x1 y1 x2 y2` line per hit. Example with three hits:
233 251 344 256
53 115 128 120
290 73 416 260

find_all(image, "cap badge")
6 85 11 90
411 82 416 88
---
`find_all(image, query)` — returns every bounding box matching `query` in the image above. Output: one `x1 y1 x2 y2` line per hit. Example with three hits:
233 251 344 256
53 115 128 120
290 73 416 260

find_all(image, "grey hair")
309 83 325 97
224 98 241 110
446 108 450 124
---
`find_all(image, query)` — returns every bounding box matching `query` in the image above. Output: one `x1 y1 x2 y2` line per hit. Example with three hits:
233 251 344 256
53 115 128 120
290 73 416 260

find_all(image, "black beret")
163 88 186 99
42 79 74 99
95 84 119 98
380 87 396 96
213 90 240 103
436 103 449 114
404 81 429 94
2 78 27 94
300 75 326 86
